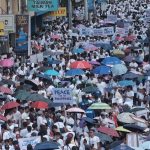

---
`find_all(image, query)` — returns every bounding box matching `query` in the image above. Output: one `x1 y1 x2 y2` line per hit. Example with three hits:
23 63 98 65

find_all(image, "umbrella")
2 102 20 110
115 36 124 41
118 80 135 87
115 126 131 133
129 107 146 113
0 114 7 122
89 61 100 65
0 86 12 94
34 141 59 150
109 141 123 149
37 74 51 80
1 79 15 85
117 112 135 124
88 102 111 110
91 66 111 75
98 126 119 137
24 79 39 91
44 69 59 76
111 64 127 76
70 61 92 69
72 48 84 54
48 59 61 65
82 86 99 93
101 57 122 66
82 117 96 124
51 34 61 40
65 69 84 76
125 35 136 41
95 132 113 142
31 101 48 109
124 55 134 62
122 72 142 79
84 44 98 51
123 124 145 133
111 144 134 150
66 107 85 113
0 59 14 68
14 90 31 101
113 49 125 57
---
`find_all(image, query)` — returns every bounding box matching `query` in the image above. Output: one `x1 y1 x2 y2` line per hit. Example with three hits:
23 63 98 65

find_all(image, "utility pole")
84 0 88 20
68 0 72 29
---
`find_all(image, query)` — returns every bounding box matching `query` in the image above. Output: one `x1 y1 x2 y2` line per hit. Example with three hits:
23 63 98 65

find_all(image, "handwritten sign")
52 88 73 103
18 136 41 150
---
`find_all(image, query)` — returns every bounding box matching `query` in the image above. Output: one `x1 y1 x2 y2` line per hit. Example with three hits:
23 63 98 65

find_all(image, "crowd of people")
1 0 150 149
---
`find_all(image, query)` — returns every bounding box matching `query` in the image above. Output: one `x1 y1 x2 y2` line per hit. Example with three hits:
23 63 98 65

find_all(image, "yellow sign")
0 21 4 36
50 7 67 17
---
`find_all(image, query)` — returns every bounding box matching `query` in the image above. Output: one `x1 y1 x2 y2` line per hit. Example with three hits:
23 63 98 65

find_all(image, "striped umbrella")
88 102 111 110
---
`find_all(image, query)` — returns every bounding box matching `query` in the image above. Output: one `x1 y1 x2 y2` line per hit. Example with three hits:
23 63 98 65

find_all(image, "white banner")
52 88 73 103
18 136 41 150
0 15 14 32
107 15 117 23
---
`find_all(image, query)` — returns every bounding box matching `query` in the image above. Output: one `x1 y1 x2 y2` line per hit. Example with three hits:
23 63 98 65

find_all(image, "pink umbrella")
115 36 124 41
89 61 100 65
51 35 61 40
0 59 14 68
0 86 12 94
84 44 98 51
66 107 85 113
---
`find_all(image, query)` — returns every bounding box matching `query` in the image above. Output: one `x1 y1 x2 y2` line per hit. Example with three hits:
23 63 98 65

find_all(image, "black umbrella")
109 140 123 149
34 141 59 150
1 79 15 85
123 124 146 133
24 80 39 91
82 117 96 124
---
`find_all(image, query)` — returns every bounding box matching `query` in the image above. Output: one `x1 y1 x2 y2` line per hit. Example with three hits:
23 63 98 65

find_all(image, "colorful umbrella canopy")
72 48 84 54
65 69 84 76
123 124 145 133
98 126 119 137
66 107 85 113
51 34 61 40
111 64 127 76
117 112 135 124
89 61 100 65
115 126 131 133
70 61 92 69
44 69 59 76
95 132 113 143
113 49 125 57
122 72 142 79
88 102 111 110
0 86 12 94
101 57 122 66
84 44 98 51
0 59 14 68
118 80 135 87
0 114 7 122
91 66 111 75
48 59 61 65
2 102 20 110
14 90 31 101
31 101 48 109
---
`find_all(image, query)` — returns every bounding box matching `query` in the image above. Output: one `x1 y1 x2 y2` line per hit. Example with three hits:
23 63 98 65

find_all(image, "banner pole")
28 13 31 56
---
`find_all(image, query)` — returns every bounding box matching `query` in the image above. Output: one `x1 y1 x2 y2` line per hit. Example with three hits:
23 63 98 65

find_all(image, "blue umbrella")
72 48 84 54
92 66 111 75
118 80 135 87
37 74 51 80
48 59 61 64
44 69 59 76
34 141 59 150
82 117 96 124
65 69 84 76
122 72 141 79
101 57 122 66
111 64 127 76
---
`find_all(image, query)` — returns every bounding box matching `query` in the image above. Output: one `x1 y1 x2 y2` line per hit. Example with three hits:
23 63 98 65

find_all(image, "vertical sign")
0 22 4 36
87 0 94 11
15 15 29 53
27 0 59 12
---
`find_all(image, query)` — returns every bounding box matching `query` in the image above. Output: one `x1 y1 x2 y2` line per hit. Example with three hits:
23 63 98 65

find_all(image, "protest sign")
107 15 117 23
50 7 67 17
0 22 4 36
103 26 114 36
18 136 41 150
52 88 73 103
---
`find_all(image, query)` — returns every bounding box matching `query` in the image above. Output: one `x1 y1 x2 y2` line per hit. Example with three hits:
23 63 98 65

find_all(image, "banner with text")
15 15 29 52
18 136 41 150
107 15 117 23
0 15 14 32
49 7 67 16
27 0 59 12
52 88 73 103
0 22 4 36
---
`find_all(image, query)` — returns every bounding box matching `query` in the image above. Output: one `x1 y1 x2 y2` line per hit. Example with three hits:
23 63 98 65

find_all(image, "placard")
0 15 14 32
27 0 59 12
18 136 41 150
52 88 73 103
15 15 29 52
107 15 117 23
0 22 4 36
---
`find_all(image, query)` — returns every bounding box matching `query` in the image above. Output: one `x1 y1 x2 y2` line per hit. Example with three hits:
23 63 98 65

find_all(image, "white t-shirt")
125 90 134 107
89 136 100 149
